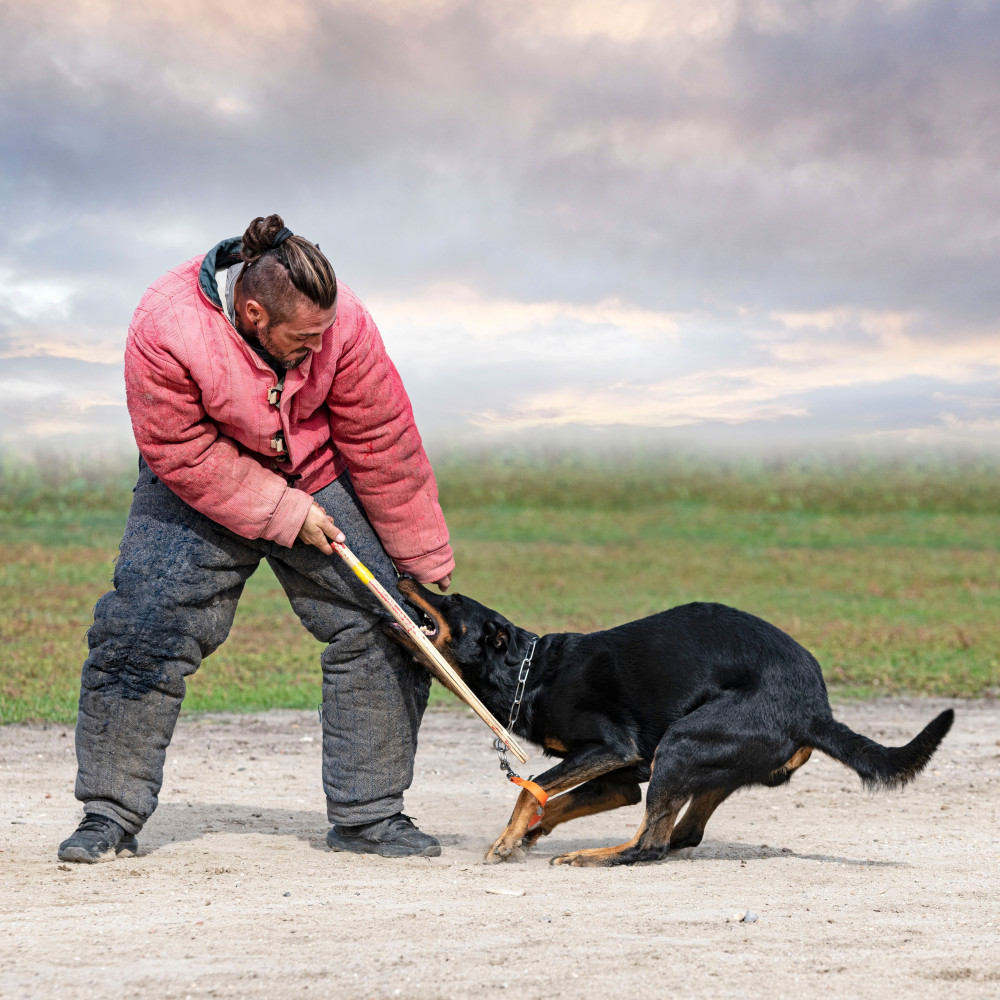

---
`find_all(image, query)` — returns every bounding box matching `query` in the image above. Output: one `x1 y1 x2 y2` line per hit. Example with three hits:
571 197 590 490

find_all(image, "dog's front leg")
484 746 640 864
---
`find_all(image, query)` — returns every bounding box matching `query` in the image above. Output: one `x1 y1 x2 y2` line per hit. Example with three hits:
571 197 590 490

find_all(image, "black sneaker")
57 814 139 863
326 813 441 858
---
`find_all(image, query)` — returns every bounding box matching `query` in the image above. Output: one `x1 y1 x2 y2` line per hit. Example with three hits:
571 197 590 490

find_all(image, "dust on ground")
1 700 998 1000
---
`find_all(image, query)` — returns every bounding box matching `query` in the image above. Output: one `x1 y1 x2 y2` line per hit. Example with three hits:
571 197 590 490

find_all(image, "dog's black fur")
387 579 954 867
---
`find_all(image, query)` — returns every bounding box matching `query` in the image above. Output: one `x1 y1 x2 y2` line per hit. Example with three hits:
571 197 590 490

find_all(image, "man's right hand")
298 502 346 554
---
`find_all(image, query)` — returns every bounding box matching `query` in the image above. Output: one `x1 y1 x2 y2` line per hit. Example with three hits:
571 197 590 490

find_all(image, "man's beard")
256 321 309 370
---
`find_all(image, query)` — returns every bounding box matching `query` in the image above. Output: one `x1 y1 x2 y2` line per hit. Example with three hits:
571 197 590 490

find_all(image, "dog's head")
384 578 530 692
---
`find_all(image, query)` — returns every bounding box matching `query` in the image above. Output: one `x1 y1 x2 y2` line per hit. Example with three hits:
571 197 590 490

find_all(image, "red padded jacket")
123 240 454 583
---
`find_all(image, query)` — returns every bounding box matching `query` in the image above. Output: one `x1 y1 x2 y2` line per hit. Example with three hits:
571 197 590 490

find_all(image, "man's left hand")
435 575 451 591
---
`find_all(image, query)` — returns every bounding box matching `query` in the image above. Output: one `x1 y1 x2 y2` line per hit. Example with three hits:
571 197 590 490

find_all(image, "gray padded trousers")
74 460 431 834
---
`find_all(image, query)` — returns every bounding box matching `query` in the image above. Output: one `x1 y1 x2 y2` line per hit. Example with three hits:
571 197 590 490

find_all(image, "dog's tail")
807 709 954 790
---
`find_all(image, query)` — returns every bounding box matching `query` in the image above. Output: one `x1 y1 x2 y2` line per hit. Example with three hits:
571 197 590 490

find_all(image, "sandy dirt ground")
1 699 998 1000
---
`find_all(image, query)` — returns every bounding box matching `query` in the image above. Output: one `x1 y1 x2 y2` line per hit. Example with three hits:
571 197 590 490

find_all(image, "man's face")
254 297 337 369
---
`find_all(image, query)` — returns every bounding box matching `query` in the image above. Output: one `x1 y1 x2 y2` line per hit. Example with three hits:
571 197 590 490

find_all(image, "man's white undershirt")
216 263 244 329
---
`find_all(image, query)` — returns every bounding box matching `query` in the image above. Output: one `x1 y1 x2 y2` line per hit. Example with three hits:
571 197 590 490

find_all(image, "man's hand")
299 503 452 589
297 503 345 554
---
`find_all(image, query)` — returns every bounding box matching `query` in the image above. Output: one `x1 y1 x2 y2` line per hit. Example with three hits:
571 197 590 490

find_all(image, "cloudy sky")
2 0 999 456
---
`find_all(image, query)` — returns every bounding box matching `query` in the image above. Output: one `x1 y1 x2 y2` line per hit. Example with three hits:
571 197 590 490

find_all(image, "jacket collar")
196 237 316 385
198 238 244 309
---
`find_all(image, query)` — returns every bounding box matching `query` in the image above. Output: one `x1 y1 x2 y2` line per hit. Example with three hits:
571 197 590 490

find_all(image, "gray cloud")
1 0 998 452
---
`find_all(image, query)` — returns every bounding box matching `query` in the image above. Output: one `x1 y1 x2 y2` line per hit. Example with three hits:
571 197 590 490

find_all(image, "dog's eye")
492 628 508 650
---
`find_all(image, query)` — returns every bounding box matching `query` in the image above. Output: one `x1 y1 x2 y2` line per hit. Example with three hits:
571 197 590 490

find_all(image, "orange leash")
509 775 548 828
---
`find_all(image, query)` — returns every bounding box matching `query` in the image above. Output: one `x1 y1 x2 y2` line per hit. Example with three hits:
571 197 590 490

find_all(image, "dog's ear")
483 620 509 653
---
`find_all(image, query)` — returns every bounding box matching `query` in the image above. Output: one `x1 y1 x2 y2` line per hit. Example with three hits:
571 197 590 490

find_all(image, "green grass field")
1 452 998 724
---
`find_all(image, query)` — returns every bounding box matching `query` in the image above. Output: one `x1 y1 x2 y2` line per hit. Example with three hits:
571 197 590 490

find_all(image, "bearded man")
58 215 452 862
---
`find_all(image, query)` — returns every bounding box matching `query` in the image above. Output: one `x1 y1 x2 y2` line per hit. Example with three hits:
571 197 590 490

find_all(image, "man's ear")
244 298 268 326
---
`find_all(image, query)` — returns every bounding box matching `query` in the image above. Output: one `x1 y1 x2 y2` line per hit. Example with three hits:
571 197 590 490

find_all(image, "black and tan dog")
387 579 953 867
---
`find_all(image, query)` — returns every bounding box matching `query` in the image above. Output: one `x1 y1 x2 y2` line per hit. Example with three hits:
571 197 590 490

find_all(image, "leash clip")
493 736 518 780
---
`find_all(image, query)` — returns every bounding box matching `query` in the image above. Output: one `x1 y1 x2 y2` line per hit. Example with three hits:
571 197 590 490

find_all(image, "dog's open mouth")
388 605 439 639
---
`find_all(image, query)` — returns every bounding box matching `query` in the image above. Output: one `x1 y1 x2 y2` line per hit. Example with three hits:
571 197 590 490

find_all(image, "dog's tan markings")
552 817 650 866
550 755 686 868
769 746 813 782
668 788 731 850
397 579 453 649
484 753 637 864
483 786 542 863
549 758 652 867
388 624 465 684
553 792 688 868
524 779 641 846
393 579 462 682
543 737 569 753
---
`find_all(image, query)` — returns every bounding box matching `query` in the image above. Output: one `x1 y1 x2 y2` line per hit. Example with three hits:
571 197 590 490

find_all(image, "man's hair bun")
240 214 287 266
238 214 337 322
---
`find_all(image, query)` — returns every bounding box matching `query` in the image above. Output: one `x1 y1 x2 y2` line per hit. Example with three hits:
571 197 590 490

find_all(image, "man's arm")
124 308 314 547
325 302 455 586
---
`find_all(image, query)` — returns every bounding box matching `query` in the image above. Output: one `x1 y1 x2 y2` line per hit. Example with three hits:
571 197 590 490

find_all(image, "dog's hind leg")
522 767 642 849
554 705 756 867
668 788 732 851
664 744 810 853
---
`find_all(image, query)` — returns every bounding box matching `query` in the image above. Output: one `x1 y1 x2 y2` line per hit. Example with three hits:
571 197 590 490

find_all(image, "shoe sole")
326 832 441 858
57 838 139 864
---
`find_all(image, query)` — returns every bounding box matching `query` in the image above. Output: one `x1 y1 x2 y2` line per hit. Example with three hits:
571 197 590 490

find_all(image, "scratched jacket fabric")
124 239 454 583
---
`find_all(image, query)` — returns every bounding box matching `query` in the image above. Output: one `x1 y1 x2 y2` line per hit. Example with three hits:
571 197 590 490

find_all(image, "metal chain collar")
493 636 538 780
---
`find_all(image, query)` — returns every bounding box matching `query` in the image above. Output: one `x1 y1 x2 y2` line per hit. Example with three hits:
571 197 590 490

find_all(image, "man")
58 214 453 862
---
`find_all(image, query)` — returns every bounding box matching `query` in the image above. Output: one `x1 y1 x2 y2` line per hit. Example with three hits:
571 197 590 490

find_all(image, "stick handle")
332 541 529 764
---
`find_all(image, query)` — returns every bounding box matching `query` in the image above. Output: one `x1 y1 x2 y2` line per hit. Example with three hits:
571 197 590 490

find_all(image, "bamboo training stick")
332 540 529 764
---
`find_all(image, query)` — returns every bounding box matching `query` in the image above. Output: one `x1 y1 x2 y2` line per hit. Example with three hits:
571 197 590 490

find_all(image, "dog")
386 578 953 867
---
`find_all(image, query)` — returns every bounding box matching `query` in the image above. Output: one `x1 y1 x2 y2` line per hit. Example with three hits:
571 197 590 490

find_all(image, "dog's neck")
480 629 555 740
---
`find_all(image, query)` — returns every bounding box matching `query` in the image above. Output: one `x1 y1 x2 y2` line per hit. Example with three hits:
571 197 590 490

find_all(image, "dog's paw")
483 838 523 864
551 850 612 868
567 854 613 868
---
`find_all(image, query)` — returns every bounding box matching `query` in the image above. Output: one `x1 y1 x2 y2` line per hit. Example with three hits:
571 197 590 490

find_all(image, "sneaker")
326 813 441 858
58 813 139 863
